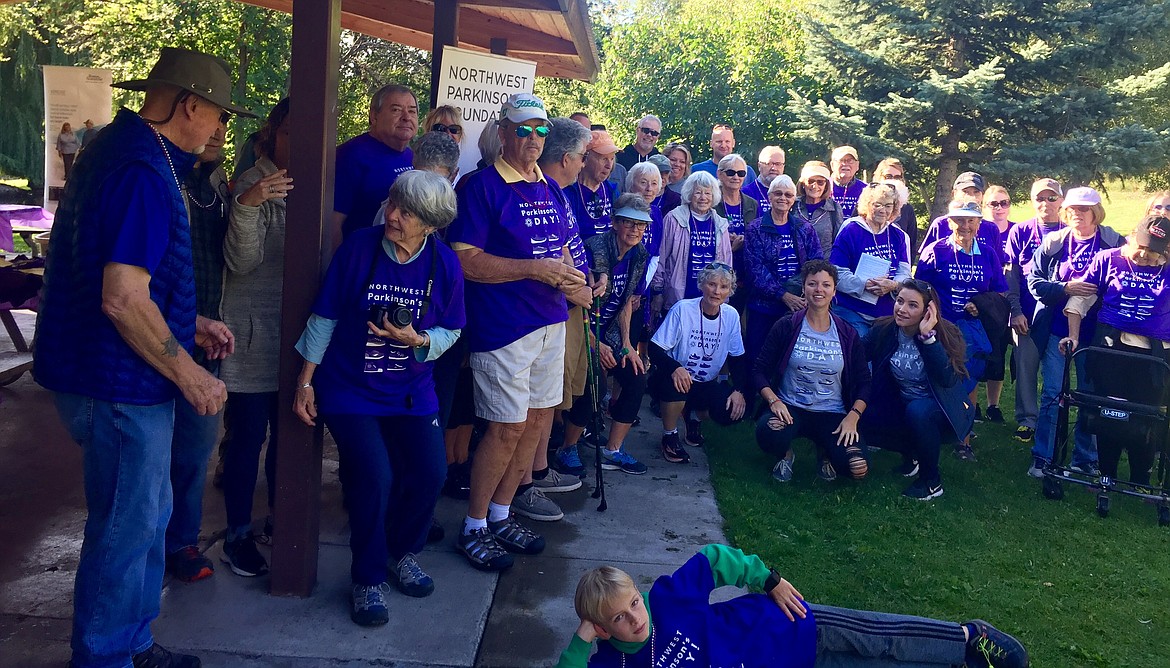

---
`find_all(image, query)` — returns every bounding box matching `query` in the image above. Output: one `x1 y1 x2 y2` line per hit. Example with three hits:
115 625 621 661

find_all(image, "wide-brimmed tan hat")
114 47 256 118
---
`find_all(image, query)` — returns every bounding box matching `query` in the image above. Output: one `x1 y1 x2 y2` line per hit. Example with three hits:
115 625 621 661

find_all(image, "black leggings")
651 368 739 425
755 406 868 479
568 360 648 427
1087 328 1167 485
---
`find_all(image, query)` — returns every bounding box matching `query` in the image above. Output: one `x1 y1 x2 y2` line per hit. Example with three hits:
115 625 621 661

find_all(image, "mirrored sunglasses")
515 124 550 138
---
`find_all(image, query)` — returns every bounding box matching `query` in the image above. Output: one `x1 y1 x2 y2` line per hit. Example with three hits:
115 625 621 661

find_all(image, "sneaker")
985 405 1005 423
512 486 564 522
1027 456 1047 479
393 553 434 598
974 404 984 423
488 515 546 555
254 516 273 546
533 468 582 493
166 546 214 583
442 461 472 500
601 447 648 475
220 532 269 577
553 444 586 478
457 527 513 571
892 459 920 478
684 418 705 447
902 478 944 501
1069 461 1101 477
771 453 795 483
131 642 201 668
1014 426 1035 443
964 619 1029 668
427 519 445 544
817 460 837 481
350 582 391 626
661 432 690 464
954 443 978 462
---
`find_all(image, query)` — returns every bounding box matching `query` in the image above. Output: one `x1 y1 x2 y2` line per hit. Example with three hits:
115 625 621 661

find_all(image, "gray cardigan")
219 157 286 393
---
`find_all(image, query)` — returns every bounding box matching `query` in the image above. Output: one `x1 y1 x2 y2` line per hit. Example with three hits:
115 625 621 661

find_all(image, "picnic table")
0 256 42 386
0 204 53 258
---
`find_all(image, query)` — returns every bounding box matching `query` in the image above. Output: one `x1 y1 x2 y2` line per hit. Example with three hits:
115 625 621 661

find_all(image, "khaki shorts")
471 322 566 424
558 306 589 411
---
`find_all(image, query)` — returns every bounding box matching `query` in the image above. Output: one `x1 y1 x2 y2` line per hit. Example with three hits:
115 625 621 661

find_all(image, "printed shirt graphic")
651 298 744 384
684 215 718 299
1006 219 1061 321
890 330 931 401
779 319 846 412
830 221 910 318
915 237 1008 322
723 202 745 235
832 179 866 219
598 254 641 331
1082 248 1170 341
1049 232 1101 337
565 180 615 240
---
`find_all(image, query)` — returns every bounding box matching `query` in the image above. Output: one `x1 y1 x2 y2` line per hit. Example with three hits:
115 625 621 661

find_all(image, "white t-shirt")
651 297 744 383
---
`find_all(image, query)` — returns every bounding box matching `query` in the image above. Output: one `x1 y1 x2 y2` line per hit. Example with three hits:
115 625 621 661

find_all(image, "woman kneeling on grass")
754 260 871 483
862 279 975 500
649 262 747 464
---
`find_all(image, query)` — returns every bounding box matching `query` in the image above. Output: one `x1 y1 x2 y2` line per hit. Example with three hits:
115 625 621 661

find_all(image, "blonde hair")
574 566 638 624
1061 201 1106 227
1144 190 1170 215
856 182 896 220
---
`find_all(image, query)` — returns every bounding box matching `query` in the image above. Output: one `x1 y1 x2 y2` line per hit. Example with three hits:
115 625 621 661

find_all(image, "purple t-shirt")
334 133 413 238
920 216 1006 267
564 180 615 240
446 163 571 352
830 221 911 318
1005 218 1062 322
597 253 645 331
684 214 717 299
644 204 664 259
1045 232 1104 337
723 201 746 235
915 237 1008 322
562 201 589 275
832 179 867 219
742 178 771 218
312 228 465 416
1081 248 1170 341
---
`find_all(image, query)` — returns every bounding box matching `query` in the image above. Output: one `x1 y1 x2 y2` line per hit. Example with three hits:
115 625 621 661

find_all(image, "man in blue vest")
34 47 252 668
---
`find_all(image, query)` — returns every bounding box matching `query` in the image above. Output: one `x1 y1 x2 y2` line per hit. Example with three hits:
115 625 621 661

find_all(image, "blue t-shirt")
780 318 846 413
915 237 1009 322
742 178 771 218
312 228 465 416
564 180 615 240
1081 248 1170 341
832 179 867 219
723 201 746 236
830 220 911 318
335 133 414 238
684 214 717 299
890 330 932 401
446 162 571 352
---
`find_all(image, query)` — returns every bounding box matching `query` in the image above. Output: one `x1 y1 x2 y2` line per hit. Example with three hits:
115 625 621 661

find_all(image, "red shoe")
166 546 214 582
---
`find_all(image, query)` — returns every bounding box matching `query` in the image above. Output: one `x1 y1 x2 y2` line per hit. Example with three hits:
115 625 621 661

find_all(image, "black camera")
368 302 413 328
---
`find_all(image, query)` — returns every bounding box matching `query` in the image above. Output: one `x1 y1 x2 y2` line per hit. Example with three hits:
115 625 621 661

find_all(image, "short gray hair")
767 174 797 195
638 114 662 129
538 117 591 167
477 120 502 164
371 84 416 113
625 162 661 192
388 170 457 231
681 171 722 209
717 153 746 171
614 192 651 215
412 131 461 177
697 262 737 297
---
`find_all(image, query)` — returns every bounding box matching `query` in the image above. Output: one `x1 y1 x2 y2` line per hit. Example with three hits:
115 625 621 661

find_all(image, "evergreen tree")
787 0 1170 217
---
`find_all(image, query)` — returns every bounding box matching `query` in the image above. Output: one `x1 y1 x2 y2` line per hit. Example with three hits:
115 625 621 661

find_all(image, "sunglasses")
900 278 934 296
1035 195 1060 202
722 169 747 178
219 110 233 124
432 122 462 136
708 262 734 271
514 124 550 138
639 127 661 137
1067 205 1093 212
1153 204 1170 211
988 199 1010 208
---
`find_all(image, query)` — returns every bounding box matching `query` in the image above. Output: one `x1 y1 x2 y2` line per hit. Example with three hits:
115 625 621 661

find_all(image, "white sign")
42 66 113 212
435 46 537 182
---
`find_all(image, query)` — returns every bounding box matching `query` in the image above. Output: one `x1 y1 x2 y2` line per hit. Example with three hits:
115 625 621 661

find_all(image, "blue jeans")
54 393 175 668
324 412 446 586
864 398 954 483
832 303 872 340
1034 336 1096 466
165 400 220 554
221 391 277 536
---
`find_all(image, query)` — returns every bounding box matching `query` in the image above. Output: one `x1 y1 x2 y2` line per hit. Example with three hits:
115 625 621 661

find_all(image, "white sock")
487 502 510 523
463 515 487 535
664 428 678 435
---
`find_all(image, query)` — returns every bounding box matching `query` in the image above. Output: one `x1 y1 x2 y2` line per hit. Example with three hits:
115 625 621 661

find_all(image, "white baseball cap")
500 93 548 124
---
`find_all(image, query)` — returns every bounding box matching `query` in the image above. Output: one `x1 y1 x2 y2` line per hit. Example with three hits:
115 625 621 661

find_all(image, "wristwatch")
764 568 783 593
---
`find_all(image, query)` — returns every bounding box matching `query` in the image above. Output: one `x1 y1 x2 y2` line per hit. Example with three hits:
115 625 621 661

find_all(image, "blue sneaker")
350 582 391 626
553 444 586 478
601 447 647 475
393 553 434 598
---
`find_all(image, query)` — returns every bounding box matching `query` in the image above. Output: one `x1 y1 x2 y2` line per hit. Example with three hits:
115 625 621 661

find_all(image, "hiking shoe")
166 546 214 583
818 460 837 482
684 418 705 446
1027 457 1047 479
1070 461 1101 477
553 444 586 478
488 515 546 555
973 404 984 423
220 533 269 577
442 461 472 500
985 405 1005 423
964 619 1029 668
902 478 944 501
533 468 582 493
661 432 690 464
601 447 648 475
393 553 434 597
131 642 201 668
954 443 978 462
892 458 919 478
350 582 391 626
457 527 513 571
1014 426 1035 443
427 519 445 544
512 486 564 522
772 453 795 483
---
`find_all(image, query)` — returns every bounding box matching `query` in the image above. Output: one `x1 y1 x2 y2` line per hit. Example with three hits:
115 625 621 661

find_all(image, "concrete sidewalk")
0 308 728 666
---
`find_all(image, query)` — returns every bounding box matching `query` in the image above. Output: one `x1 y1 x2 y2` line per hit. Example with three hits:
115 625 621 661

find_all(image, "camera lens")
390 305 413 328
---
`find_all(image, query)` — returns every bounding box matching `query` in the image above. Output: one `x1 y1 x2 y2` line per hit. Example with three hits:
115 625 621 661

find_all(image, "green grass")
704 382 1170 667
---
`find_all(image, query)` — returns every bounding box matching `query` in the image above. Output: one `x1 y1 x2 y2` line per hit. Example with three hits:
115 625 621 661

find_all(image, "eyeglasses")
879 172 903 180
514 124 550 138
988 199 1010 208
722 169 747 178
617 219 649 229
219 110 232 124
762 161 785 168
1035 195 1060 202
639 127 660 137
1153 203 1170 211
432 122 462 136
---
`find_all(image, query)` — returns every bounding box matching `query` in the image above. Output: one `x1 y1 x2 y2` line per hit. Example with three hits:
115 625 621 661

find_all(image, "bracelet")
620 347 631 356
298 382 312 389
916 330 936 343
850 407 863 417
768 397 782 405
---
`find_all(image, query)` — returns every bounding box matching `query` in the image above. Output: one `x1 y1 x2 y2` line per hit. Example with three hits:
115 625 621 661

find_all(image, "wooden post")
270 0 340 598
429 0 459 108
490 38 507 55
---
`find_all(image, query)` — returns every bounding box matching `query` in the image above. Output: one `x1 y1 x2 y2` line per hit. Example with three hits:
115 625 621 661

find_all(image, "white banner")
42 66 113 212
435 46 537 182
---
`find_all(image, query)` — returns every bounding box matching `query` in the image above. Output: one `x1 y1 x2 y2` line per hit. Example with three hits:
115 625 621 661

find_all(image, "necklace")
697 299 722 359
576 181 610 222
619 627 655 668
145 122 181 195
185 177 221 210
506 180 554 210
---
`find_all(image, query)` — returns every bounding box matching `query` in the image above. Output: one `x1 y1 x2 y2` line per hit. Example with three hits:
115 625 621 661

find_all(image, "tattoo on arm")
161 335 180 358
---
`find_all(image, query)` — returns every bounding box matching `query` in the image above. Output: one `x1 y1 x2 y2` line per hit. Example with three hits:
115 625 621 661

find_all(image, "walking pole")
583 296 608 512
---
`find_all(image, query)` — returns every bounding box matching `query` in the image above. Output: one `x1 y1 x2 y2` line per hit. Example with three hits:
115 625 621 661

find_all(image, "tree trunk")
234 10 254 157
931 130 960 221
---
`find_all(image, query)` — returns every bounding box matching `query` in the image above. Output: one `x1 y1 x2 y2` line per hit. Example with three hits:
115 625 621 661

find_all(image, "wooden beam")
490 38 507 56
430 0 459 108
270 0 341 598
460 0 560 11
